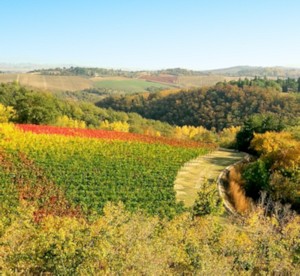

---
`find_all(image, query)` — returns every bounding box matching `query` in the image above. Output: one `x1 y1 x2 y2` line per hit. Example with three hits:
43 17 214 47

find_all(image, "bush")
218 126 240 148
236 114 285 152
55 115 86 128
192 180 223 217
242 160 270 199
0 104 16 122
15 92 59 124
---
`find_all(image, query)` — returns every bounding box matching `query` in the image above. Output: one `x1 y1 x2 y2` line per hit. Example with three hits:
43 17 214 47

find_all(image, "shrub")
192 180 223 217
242 160 270 199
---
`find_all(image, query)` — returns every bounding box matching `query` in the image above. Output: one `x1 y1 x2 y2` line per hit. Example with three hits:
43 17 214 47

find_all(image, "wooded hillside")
97 83 300 130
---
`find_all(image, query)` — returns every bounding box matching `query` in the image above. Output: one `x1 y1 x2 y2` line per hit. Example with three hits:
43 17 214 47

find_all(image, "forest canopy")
97 83 300 131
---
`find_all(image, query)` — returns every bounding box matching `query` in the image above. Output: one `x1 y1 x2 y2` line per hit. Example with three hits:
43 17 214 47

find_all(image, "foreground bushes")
1 203 299 275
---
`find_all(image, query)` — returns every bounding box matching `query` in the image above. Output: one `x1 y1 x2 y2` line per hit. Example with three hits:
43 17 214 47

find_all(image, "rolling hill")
204 66 300 78
0 72 237 94
1 65 300 96
0 73 93 91
0 73 174 93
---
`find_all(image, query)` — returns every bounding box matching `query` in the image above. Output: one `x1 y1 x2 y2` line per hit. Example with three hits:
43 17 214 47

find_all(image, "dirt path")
174 148 246 207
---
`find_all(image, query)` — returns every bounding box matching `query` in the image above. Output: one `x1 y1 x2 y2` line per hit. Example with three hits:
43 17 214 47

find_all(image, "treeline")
52 88 108 103
0 82 174 136
0 82 251 143
29 67 138 78
228 76 300 92
154 67 206 76
29 66 300 79
29 66 207 77
97 83 300 131
234 114 300 211
205 66 300 78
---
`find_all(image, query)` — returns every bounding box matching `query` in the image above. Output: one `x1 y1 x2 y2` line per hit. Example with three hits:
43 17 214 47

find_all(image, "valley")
0 67 299 275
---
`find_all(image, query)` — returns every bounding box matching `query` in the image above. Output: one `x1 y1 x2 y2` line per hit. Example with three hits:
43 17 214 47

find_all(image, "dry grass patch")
174 149 246 207
227 165 252 214
0 74 93 91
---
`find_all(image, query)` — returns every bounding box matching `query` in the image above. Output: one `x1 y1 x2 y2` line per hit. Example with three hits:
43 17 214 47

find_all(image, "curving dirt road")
174 148 246 207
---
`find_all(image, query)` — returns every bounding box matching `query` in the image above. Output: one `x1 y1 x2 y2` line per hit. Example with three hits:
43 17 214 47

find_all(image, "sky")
0 0 300 70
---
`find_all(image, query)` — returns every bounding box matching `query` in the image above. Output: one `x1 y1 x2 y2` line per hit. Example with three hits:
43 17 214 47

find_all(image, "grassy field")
0 74 172 93
0 73 93 91
0 73 239 93
176 75 239 88
93 78 172 93
174 149 246 207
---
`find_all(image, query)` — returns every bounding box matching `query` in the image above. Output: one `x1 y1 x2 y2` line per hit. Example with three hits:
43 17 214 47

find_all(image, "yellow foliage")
99 120 129 132
174 125 213 140
1 202 300 274
0 103 16 122
1 124 300 274
143 128 161 137
251 131 300 170
218 126 241 148
55 115 86 128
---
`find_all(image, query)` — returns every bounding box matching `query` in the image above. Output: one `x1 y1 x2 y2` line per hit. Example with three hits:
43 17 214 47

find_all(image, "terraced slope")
174 149 246 207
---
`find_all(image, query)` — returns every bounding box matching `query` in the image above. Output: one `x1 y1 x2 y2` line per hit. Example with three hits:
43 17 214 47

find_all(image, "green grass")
93 79 172 93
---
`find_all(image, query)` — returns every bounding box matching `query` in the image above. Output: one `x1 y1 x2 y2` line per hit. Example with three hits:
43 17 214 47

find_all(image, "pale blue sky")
0 0 299 70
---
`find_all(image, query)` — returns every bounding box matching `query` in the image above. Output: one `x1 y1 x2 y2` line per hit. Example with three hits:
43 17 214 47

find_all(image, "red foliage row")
16 124 216 149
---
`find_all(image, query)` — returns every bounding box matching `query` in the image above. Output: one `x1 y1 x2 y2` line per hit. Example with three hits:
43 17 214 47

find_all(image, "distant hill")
203 66 300 78
0 71 237 96
30 65 300 78
0 73 174 96
29 67 207 77
26 66 239 91
1 65 300 97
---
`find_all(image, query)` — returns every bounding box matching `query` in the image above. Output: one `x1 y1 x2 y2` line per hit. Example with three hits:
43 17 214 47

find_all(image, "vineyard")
0 124 213 219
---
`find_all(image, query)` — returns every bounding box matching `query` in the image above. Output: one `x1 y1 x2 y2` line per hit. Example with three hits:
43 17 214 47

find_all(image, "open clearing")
0 73 93 91
177 75 239 88
0 73 240 93
174 148 246 207
0 74 172 93
93 78 172 93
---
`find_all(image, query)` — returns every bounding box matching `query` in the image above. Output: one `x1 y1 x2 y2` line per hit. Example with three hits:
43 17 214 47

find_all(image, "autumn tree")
243 131 300 207
236 113 285 152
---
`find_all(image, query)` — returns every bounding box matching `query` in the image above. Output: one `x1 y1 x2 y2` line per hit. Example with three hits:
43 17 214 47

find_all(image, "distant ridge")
203 65 300 78
1 63 300 78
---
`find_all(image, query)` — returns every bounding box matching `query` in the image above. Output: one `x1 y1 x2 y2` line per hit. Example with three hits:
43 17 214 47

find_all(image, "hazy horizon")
1 62 300 73
1 0 300 70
